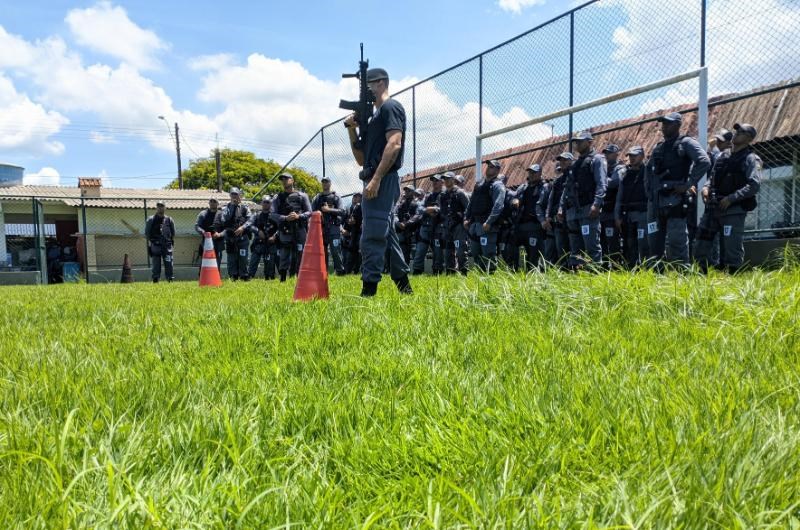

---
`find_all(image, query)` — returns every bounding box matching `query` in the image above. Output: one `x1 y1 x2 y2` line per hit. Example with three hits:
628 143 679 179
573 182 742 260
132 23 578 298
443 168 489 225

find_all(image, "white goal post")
474 66 709 186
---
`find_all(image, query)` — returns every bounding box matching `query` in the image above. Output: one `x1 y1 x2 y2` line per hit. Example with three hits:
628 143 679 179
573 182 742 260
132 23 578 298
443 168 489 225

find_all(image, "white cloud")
89 131 117 143
188 53 236 71
497 0 546 14
23 167 61 186
0 74 68 156
65 1 167 70
96 169 112 186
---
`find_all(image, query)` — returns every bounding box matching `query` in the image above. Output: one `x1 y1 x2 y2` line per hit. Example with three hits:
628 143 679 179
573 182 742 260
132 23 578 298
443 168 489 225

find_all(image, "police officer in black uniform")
646 112 711 266
410 174 444 275
312 177 347 275
245 196 278 280
695 123 761 272
464 159 507 273
215 187 251 281
438 171 470 275
194 197 223 269
509 164 547 271
270 173 312 281
614 146 650 268
342 192 363 274
145 201 176 282
543 160 570 266
600 144 624 264
395 185 419 265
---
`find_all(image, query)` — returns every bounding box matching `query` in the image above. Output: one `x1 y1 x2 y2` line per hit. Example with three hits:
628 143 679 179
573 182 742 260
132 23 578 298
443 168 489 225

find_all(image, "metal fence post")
321 127 326 181
568 12 575 149
80 198 90 283
143 199 150 269
478 54 484 135
412 85 417 187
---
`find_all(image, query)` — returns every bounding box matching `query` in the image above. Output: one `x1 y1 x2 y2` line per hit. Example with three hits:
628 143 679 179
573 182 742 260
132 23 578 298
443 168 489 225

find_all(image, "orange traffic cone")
120 253 134 283
293 211 329 301
199 232 223 287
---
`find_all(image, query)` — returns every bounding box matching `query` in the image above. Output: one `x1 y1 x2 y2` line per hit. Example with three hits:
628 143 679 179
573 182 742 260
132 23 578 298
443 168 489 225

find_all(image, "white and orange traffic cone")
199 232 223 287
293 211 329 301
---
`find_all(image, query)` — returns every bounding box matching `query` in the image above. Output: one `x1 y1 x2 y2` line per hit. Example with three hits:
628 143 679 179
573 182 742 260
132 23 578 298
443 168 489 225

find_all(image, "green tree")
169 149 321 198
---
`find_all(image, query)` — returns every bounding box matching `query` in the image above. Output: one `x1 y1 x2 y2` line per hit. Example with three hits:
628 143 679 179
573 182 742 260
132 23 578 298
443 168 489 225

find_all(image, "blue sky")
0 0 576 188
0 0 795 191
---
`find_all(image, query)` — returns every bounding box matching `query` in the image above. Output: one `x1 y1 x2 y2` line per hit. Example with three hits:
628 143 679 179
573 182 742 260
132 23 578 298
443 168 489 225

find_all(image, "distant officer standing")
537 168 556 264
695 123 761 272
246 196 278 280
464 159 507 273
693 129 733 263
508 164 547 270
646 112 711 266
145 201 176 282
558 132 607 268
216 187 251 281
614 146 650 267
343 66 413 296
394 185 419 265
600 144 624 264
194 197 223 269
270 173 312 282
312 177 347 275
438 171 470 275
410 174 444 275
543 160 571 265
341 192 363 274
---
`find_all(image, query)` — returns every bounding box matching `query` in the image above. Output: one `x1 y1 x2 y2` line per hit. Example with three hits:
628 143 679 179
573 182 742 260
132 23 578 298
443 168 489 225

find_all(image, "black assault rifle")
339 43 374 152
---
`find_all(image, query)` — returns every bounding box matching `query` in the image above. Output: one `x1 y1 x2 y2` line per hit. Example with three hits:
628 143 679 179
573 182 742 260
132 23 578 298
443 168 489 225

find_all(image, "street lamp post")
158 116 182 189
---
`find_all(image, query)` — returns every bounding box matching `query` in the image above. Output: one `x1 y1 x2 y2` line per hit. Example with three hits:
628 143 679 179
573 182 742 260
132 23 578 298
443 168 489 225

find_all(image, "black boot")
393 275 413 294
279 270 287 282
360 281 378 297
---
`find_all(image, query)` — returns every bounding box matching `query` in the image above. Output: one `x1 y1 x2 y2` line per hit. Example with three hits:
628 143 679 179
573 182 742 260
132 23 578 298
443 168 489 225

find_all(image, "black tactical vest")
440 189 466 224
603 162 622 212
712 148 757 211
421 191 441 227
223 204 248 229
397 199 416 222
317 192 341 225
519 182 542 222
574 151 597 207
278 192 304 215
652 136 692 183
470 180 493 218
198 209 217 231
148 215 165 240
620 166 646 211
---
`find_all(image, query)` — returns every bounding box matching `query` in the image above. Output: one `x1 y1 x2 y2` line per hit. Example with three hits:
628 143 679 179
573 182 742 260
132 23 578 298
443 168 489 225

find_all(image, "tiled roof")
78 178 102 187
0 186 250 209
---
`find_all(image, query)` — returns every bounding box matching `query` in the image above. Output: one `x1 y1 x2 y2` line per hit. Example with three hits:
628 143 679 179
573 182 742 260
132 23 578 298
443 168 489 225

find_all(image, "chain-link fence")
273 0 800 238
0 195 253 284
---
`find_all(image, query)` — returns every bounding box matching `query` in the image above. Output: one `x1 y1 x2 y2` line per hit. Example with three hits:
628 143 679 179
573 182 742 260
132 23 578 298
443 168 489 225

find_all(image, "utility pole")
175 122 183 190
215 134 223 192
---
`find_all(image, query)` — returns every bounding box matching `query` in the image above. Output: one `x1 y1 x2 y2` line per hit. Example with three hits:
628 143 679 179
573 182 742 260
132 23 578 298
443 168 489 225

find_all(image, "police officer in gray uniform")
544 160 571 266
312 177 347 275
695 123 761 272
245 196 278 280
601 144 624 264
216 187 251 281
194 198 223 269
558 132 607 268
344 67 412 297
646 112 711 266
537 168 556 264
270 173 312 282
410 174 444 275
394 185 419 265
508 164 547 270
145 201 176 282
614 146 650 267
694 129 733 264
464 159 507 273
438 171 470 275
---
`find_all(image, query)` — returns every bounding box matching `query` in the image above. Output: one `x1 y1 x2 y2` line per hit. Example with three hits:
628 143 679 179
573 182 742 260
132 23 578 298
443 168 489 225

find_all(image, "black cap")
321 176 331 182
366 68 389 82
733 123 757 139
626 145 645 156
278 173 293 180
603 144 620 154
486 159 501 168
527 164 542 172
556 152 575 161
574 131 593 141
442 171 456 179
353 191 362 197
430 174 442 182
715 129 733 142
658 112 683 123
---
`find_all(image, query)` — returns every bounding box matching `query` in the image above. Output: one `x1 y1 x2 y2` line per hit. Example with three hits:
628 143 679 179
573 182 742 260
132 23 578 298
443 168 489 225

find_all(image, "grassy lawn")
1 269 798 528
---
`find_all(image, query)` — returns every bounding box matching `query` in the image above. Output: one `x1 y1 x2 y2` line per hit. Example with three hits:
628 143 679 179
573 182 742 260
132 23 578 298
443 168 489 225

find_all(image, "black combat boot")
360 281 378 297
279 270 287 282
393 275 413 294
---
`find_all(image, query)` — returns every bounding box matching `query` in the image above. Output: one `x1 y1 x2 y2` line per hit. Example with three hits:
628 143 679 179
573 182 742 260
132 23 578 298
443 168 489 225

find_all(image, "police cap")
156 201 166 207
556 152 575 161
321 176 331 182
603 144 620 154
430 174 442 182
454 175 465 185
366 68 389 82
733 123 757 139
574 131 593 141
261 195 272 203
626 145 645 156
228 187 241 195
715 129 733 143
657 112 683 123
527 164 542 172
278 173 293 181
485 159 501 168
442 171 456 179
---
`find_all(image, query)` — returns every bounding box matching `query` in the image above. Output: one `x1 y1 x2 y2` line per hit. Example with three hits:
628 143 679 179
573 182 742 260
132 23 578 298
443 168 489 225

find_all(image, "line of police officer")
145 112 760 282
389 112 761 274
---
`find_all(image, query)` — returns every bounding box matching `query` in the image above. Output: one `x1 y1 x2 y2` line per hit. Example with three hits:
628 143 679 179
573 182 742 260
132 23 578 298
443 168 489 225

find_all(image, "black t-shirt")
365 98 405 173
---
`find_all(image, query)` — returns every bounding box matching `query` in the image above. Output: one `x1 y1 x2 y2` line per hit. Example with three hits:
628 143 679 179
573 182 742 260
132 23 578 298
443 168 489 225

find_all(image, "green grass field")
1 268 799 529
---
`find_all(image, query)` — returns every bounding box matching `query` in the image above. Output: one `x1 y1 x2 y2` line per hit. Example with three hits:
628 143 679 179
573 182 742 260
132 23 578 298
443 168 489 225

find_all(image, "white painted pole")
696 66 709 225
475 137 483 185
